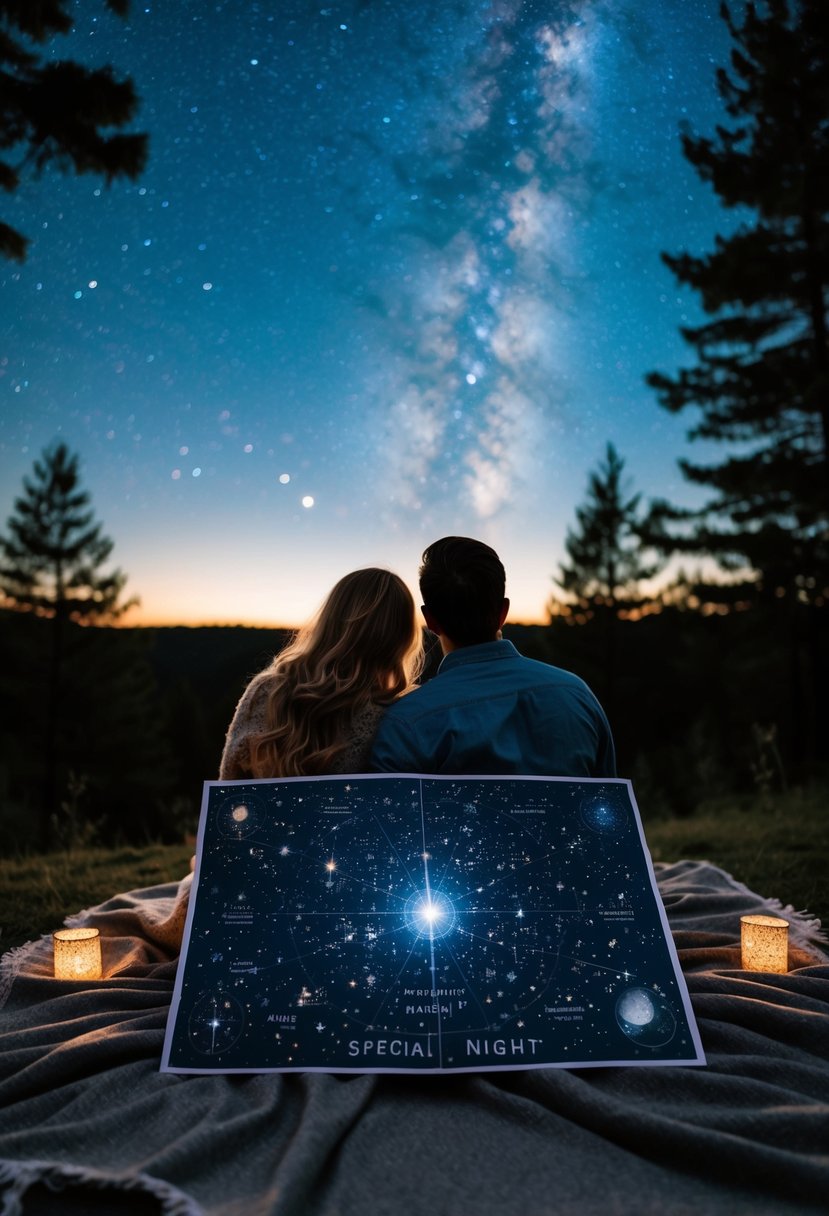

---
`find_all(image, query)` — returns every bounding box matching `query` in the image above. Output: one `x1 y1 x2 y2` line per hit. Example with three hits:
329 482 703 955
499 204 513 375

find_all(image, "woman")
219 567 423 780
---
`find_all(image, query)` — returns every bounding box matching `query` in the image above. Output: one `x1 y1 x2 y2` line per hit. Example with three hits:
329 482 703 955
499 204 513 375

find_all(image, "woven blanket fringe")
0 1157 202 1216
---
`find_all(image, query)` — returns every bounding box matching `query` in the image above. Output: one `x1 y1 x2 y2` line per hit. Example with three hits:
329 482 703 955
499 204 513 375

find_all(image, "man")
371 536 616 777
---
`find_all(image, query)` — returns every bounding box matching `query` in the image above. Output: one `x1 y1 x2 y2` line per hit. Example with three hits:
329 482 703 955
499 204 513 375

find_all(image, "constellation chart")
161 775 705 1074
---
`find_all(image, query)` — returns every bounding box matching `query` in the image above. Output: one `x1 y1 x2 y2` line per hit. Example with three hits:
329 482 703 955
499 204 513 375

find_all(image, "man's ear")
498 598 510 628
421 606 443 636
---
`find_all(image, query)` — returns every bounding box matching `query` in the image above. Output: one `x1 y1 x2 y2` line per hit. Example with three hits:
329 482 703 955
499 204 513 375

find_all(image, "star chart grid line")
451 925 642 979
365 934 425 1030
371 812 422 895
432 833 464 896
435 935 493 1028
286 845 411 908
454 849 559 902
419 780 444 1068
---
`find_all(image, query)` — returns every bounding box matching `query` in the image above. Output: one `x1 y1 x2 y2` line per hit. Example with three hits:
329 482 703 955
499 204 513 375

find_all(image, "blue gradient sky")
1 0 740 625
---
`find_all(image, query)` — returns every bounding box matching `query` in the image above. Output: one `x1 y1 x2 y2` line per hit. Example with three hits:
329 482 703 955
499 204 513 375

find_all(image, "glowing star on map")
404 890 457 940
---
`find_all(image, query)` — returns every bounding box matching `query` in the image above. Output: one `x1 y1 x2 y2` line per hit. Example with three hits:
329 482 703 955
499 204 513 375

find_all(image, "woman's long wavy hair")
248 568 423 777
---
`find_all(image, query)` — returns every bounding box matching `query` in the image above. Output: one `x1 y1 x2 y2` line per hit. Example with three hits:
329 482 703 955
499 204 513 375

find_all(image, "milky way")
1 1 738 624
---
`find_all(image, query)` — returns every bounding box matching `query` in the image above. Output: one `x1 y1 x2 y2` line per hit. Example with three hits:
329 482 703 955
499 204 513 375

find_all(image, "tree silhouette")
0 0 147 260
552 443 658 721
0 442 137 845
0 442 134 620
555 443 658 615
646 0 829 593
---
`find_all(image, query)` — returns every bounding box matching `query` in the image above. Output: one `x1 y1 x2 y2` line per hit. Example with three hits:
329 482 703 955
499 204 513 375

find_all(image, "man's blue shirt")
370 639 616 777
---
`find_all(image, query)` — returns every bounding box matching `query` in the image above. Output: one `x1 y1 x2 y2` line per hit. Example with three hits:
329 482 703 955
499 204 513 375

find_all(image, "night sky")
0 0 742 626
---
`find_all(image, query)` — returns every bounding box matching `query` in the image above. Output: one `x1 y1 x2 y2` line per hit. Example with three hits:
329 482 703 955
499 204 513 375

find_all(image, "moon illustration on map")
615 987 677 1047
217 792 266 840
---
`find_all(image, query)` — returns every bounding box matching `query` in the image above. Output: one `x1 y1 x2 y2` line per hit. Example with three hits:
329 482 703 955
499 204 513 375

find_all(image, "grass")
0 843 192 954
1 790 826 955
643 786 828 930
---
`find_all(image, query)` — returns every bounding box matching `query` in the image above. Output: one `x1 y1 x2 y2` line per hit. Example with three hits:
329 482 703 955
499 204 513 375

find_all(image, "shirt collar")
437 638 518 673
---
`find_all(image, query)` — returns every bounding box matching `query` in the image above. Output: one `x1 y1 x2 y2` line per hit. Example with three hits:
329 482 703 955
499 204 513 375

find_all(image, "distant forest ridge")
1 607 824 854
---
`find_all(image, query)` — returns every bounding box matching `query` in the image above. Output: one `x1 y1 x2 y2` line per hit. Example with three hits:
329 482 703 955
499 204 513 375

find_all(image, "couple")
219 536 616 782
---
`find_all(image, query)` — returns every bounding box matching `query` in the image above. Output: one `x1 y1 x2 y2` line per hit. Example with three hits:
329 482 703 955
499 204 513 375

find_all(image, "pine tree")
552 443 659 722
0 442 138 845
0 0 147 260
1 442 134 620
555 443 658 615
646 0 829 594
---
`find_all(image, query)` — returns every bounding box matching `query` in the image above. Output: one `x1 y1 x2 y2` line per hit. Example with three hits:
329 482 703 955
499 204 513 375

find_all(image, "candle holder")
53 927 102 980
740 915 789 973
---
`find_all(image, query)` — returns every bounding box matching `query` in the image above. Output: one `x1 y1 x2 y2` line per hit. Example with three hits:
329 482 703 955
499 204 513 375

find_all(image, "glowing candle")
53 928 102 980
740 915 788 973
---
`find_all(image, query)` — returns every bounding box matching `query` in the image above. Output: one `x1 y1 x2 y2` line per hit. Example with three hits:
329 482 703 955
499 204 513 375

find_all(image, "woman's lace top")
218 671 387 780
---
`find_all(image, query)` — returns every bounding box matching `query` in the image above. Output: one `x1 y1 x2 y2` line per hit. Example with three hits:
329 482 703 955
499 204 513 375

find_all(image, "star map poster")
161 775 705 1074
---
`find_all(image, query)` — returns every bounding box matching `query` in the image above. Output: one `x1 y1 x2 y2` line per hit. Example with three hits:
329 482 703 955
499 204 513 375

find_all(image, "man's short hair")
419 536 506 647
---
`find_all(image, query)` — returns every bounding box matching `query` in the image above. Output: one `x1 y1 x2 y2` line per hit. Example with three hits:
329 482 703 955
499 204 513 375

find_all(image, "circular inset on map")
217 792 265 839
187 990 245 1055
615 986 676 1047
580 794 628 836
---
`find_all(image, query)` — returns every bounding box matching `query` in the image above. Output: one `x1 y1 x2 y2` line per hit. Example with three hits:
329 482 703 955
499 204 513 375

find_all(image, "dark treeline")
1 593 825 852
0 611 289 851
534 595 827 814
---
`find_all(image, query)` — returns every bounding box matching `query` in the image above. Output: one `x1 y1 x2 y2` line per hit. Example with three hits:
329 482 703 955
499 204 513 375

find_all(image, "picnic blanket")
1 859 827 1215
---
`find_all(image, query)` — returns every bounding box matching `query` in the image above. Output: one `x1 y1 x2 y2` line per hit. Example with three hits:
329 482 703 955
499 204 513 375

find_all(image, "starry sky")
0 0 743 626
